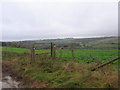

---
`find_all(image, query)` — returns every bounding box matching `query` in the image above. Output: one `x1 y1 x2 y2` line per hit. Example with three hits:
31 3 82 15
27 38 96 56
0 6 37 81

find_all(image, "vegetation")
1 46 30 54
2 36 119 49
56 49 118 63
1 46 118 63
1 36 119 88
2 52 118 88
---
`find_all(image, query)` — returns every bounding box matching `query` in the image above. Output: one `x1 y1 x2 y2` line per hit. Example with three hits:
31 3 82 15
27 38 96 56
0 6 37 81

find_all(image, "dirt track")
1 62 53 88
2 63 24 88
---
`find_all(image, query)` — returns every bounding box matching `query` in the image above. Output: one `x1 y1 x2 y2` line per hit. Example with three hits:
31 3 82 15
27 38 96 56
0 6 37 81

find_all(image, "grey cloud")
1 2 118 41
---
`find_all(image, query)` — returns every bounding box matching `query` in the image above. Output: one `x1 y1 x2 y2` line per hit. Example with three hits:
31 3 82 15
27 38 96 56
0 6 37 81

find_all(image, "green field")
1 46 118 63
1 46 30 54
56 49 118 63
1 46 119 88
1 37 119 88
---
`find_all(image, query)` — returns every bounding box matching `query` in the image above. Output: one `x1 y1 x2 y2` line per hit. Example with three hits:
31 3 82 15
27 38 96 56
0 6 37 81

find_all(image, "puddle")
2 76 20 88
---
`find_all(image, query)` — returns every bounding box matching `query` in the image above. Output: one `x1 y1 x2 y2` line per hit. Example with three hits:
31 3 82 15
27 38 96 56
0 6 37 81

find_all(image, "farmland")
1 46 118 63
1 37 119 88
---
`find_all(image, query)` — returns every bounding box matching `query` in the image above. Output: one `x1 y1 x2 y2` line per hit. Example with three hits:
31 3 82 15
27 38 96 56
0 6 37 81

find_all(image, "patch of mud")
1 62 54 88
2 76 20 88
2 63 24 89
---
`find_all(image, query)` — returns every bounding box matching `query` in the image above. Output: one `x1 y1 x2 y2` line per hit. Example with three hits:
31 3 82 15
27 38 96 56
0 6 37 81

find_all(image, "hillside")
87 37 118 49
2 36 119 49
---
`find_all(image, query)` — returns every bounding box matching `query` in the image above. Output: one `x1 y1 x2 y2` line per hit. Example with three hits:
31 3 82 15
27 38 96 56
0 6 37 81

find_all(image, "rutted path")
1 62 53 89
2 76 20 88
1 63 23 89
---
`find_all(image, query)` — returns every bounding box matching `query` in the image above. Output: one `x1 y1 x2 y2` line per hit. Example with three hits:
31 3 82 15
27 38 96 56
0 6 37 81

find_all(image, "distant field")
1 46 119 63
87 37 118 49
1 46 30 54
1 46 49 54
56 49 118 63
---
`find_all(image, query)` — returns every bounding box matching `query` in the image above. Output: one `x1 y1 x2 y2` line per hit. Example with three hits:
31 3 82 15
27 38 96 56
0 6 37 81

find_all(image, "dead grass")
2 52 118 88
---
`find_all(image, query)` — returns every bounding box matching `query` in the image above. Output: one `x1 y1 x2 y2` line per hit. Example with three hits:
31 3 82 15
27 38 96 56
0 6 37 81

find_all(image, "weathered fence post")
53 44 56 58
51 42 53 58
31 44 35 61
91 56 120 71
33 46 35 61
71 43 74 59
50 42 56 59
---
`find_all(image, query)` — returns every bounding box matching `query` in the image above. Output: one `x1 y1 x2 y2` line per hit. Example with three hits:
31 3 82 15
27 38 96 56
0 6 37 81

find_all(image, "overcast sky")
0 0 118 41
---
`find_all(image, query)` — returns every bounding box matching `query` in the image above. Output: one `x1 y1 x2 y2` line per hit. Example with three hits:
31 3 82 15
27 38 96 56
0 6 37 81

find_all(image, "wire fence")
1 42 118 63
30 42 118 63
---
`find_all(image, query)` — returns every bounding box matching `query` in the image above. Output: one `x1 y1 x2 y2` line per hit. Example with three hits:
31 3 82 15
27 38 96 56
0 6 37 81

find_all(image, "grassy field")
56 49 118 63
1 46 119 88
1 46 118 63
1 46 30 54
1 37 119 88
2 52 118 88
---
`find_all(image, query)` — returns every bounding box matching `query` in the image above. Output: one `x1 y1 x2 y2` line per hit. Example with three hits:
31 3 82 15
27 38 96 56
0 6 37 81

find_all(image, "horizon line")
0 35 118 42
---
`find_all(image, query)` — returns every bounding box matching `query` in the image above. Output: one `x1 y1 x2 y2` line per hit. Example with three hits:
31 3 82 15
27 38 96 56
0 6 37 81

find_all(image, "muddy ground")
1 62 54 89
2 63 24 88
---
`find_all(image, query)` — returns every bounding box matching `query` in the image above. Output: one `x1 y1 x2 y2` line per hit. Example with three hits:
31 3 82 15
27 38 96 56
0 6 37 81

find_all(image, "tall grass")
2 52 118 88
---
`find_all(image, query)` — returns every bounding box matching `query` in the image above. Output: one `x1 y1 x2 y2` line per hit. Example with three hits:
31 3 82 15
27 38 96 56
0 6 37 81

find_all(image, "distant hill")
87 37 118 49
2 36 119 49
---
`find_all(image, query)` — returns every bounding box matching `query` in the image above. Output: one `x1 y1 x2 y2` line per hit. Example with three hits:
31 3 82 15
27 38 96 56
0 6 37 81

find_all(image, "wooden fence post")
50 42 56 59
33 46 35 61
71 43 74 59
91 56 120 71
53 44 56 58
31 44 35 61
51 42 53 57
